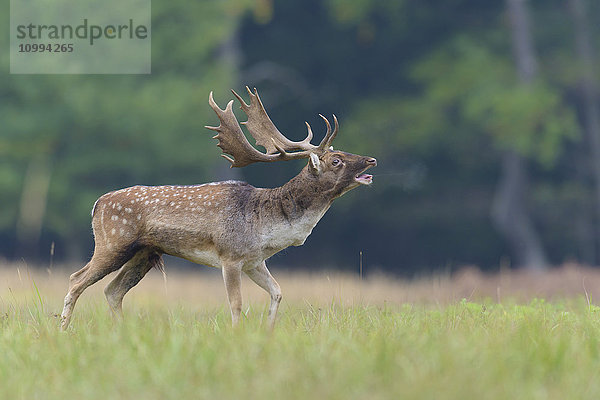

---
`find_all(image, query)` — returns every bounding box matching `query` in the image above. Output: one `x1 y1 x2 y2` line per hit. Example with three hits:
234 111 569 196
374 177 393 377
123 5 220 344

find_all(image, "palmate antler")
205 87 338 167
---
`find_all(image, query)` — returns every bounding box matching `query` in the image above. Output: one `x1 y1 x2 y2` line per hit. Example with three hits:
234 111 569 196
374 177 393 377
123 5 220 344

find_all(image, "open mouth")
355 169 374 185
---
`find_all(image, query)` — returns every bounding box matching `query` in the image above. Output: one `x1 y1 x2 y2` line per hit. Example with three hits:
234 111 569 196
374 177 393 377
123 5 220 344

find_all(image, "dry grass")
2 261 600 313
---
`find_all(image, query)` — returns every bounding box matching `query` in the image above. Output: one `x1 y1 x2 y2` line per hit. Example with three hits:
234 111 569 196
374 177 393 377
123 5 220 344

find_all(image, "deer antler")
205 87 339 167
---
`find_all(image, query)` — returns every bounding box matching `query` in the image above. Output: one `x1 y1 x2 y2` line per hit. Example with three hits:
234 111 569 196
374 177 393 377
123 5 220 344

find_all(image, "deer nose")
365 157 377 166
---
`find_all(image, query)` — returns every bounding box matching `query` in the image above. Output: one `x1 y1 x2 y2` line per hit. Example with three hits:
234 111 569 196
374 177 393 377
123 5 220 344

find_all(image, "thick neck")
265 166 333 222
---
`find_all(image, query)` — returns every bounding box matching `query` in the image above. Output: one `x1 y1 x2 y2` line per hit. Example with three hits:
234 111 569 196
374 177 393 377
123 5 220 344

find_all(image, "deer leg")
104 249 160 317
60 250 133 330
245 261 282 329
222 261 243 327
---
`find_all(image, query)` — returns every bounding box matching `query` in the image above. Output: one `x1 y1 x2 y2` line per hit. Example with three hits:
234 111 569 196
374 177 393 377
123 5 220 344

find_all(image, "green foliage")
337 36 579 167
326 0 406 26
231 0 591 270
484 83 578 167
0 161 22 228
0 1 251 251
412 37 579 167
0 0 595 269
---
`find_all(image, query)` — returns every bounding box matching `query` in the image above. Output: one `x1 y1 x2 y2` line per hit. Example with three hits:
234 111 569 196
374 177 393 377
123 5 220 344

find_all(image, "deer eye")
332 158 341 166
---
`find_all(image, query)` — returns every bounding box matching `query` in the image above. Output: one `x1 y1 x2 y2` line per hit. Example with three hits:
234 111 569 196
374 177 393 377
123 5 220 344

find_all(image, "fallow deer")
60 87 376 330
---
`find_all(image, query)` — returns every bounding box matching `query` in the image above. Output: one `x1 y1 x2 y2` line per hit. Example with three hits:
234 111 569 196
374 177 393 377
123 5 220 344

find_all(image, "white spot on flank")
122 219 127 224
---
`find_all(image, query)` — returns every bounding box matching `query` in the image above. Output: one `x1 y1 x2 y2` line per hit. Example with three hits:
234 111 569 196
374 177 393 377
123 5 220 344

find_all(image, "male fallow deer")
60 87 376 330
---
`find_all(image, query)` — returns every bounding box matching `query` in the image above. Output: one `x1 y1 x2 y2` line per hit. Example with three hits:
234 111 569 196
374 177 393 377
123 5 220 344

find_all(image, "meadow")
2 263 600 399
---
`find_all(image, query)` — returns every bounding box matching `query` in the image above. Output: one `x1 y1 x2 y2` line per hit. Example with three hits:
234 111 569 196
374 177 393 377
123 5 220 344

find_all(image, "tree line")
1 0 599 275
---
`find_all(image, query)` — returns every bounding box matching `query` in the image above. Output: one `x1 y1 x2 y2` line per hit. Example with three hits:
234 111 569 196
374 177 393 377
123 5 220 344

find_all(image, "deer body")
95 173 332 268
61 88 376 330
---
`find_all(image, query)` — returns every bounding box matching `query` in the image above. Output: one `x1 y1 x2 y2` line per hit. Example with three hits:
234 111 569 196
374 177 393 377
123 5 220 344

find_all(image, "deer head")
205 87 376 199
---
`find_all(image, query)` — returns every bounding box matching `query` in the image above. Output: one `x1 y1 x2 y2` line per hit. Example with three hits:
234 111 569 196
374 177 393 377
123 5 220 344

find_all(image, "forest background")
1 0 599 276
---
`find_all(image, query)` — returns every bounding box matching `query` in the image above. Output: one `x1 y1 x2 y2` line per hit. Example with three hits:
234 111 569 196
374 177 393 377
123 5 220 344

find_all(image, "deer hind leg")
222 261 244 327
245 261 282 329
60 249 134 330
104 249 163 317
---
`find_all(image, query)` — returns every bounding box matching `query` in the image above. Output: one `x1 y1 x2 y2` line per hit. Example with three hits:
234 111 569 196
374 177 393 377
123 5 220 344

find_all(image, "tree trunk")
15 157 52 259
569 0 600 265
492 0 548 270
492 151 548 269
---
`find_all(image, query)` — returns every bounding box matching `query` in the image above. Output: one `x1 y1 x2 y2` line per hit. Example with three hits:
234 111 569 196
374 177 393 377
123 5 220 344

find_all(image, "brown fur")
61 135 376 330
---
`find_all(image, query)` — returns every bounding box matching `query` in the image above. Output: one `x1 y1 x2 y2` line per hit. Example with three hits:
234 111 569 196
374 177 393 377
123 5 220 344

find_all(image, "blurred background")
1 0 599 276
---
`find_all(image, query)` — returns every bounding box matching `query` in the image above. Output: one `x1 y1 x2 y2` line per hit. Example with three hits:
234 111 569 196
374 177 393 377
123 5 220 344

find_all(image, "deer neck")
274 167 333 219
256 167 333 254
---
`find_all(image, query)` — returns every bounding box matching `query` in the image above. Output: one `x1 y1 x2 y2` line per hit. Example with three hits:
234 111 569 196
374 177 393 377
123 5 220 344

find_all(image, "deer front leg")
245 261 282 329
222 261 243 326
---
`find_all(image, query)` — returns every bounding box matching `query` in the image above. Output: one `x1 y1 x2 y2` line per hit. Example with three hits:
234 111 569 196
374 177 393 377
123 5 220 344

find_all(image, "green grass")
2 293 600 399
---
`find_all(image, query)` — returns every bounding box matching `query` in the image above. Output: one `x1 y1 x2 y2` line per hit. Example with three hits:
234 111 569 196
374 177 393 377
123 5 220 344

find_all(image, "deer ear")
308 153 322 175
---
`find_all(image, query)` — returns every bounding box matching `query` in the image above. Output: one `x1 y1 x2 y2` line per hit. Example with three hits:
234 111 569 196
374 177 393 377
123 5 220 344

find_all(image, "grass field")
2 263 600 399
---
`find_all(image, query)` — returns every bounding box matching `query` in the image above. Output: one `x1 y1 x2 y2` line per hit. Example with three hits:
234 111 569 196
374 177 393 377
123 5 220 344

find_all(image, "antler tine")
316 114 340 150
231 87 252 115
221 154 236 164
317 114 332 150
329 114 339 147
304 122 314 144
270 138 289 156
